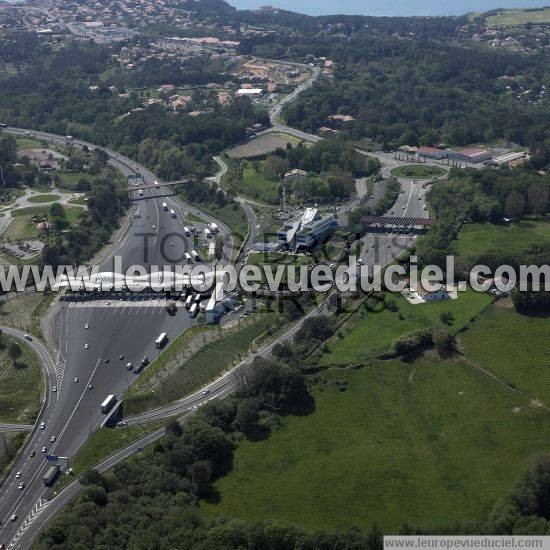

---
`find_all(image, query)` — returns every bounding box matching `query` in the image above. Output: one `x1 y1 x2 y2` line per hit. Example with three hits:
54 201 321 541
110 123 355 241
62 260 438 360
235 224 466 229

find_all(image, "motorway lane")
0 128 220 548
0 329 56 539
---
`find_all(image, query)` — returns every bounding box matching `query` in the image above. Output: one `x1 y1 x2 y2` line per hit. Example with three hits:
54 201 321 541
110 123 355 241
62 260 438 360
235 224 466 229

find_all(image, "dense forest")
282 41 550 163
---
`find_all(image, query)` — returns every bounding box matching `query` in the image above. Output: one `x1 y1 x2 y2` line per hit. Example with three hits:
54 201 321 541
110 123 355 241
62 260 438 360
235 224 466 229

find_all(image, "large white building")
236 88 263 97
277 208 337 251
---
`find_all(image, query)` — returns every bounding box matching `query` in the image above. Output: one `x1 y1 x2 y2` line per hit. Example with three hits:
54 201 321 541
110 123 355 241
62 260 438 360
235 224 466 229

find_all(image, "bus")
184 252 192 264
155 332 168 349
100 394 117 414
189 303 198 318
191 249 200 261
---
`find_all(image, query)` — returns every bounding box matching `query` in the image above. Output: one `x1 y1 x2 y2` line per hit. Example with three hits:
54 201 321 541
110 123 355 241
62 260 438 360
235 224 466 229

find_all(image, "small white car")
202 389 211 396
39 422 45 430
15 471 21 479
74 377 79 383
10 514 17 522
41 447 47 453
18 482 25 490
85 323 89 329
52 386 57 393
50 435 56 442
84 344 89 349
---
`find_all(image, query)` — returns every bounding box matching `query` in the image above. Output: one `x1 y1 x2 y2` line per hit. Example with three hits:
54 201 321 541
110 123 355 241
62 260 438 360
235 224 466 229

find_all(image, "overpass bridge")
126 178 191 192
361 215 434 233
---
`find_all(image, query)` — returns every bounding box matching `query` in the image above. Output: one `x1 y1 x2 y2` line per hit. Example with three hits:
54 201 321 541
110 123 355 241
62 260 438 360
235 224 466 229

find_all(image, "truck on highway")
185 252 192 264
100 394 117 414
189 303 198 318
155 332 168 349
43 464 60 486
183 226 191 236
191 249 200 261
162 202 168 211
170 209 176 218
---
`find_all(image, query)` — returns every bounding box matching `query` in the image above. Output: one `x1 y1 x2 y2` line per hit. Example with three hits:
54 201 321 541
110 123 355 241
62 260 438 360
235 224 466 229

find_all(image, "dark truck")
43 464 60 486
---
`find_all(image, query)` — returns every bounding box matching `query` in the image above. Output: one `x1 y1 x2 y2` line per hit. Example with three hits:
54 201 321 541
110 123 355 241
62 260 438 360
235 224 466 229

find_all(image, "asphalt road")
0 128 222 549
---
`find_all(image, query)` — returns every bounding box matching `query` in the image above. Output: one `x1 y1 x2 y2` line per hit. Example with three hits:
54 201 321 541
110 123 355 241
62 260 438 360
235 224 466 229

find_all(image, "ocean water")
227 0 550 17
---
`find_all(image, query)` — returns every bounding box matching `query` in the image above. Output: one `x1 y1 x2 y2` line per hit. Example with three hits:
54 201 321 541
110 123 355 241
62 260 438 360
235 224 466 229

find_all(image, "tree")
527 184 549 216
439 311 454 326
504 191 525 222
8 341 22 367
432 328 454 357
234 397 260 436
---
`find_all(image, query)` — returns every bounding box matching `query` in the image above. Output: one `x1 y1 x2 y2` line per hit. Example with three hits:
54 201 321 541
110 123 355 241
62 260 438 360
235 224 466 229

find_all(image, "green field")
321 290 491 365
242 163 280 204
203 351 550 531
26 194 60 204
51 171 92 191
486 7 550 26
0 335 44 423
452 220 550 259
6 204 83 240
15 137 43 150
459 301 550 405
124 314 278 415
391 165 446 179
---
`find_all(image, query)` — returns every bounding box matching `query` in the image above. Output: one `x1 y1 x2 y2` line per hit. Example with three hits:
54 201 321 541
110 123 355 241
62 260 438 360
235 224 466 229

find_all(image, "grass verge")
0 334 44 423
124 314 279 416
390 164 446 179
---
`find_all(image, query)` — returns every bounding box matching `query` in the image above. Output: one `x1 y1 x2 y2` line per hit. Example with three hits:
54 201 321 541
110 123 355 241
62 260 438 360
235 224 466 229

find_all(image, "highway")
0 127 226 549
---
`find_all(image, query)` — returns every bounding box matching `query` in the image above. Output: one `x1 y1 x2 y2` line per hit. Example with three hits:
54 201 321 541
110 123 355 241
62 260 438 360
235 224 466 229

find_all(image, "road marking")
7 498 50 550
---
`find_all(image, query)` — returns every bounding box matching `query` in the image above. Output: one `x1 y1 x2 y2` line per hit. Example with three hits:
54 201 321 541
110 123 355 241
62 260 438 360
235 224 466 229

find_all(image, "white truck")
191 249 200 261
189 303 198 318
100 394 117 414
204 228 212 239
210 222 219 233
162 202 168 211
